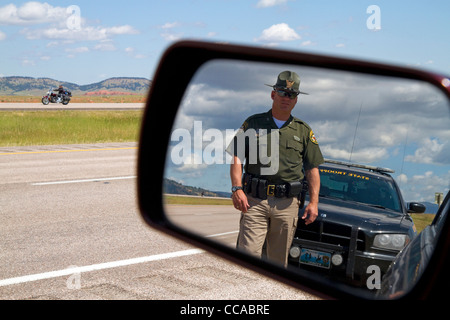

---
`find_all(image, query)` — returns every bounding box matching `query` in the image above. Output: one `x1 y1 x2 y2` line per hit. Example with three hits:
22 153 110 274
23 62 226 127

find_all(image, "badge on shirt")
309 130 319 145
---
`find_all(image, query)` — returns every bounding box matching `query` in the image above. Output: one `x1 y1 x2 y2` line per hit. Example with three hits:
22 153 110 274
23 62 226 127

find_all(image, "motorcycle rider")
42 85 71 105
54 85 65 100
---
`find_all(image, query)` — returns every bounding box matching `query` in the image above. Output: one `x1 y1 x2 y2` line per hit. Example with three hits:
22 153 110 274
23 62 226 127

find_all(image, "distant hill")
422 202 439 214
162 178 442 208
0 76 151 96
163 178 231 198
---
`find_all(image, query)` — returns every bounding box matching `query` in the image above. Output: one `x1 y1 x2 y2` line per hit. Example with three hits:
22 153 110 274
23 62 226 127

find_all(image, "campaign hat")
265 70 308 95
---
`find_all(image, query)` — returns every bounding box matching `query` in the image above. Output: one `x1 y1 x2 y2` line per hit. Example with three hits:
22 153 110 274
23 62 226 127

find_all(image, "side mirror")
138 41 450 300
408 202 426 214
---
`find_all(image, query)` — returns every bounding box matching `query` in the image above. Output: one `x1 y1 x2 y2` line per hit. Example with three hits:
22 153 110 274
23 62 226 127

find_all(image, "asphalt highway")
0 142 318 300
0 102 144 111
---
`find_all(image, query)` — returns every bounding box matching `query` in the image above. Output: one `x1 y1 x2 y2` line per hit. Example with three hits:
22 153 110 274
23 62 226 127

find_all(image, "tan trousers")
237 194 299 266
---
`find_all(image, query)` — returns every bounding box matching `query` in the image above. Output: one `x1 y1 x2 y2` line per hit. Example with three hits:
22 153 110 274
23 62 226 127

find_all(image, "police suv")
289 159 426 287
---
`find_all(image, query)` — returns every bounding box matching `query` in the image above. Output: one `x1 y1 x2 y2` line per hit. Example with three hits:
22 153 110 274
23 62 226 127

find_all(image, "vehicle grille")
295 220 365 251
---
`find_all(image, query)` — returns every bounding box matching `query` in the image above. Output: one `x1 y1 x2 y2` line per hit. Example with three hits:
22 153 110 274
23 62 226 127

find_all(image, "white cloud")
1 2 138 44
21 58 35 66
256 0 289 8
22 25 138 41
157 21 217 43
320 145 388 164
0 2 68 25
160 31 183 42
159 22 179 29
65 46 89 54
124 46 146 59
158 22 184 42
301 40 315 46
108 25 138 35
400 170 450 202
397 173 408 185
45 41 58 47
405 139 449 165
94 40 117 52
255 23 301 44
65 46 89 58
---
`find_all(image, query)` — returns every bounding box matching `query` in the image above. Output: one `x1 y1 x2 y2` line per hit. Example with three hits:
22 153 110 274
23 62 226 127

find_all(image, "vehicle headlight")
289 246 301 258
331 253 343 266
373 234 408 250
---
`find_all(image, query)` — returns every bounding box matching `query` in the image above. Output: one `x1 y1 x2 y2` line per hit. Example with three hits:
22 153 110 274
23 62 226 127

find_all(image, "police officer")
229 70 324 266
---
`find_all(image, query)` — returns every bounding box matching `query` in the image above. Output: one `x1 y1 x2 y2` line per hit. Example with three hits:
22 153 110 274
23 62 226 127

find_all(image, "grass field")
0 110 142 147
164 195 232 206
410 213 435 233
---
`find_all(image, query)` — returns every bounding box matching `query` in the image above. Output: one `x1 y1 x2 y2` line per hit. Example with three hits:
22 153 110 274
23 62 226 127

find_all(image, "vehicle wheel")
42 97 49 105
62 100 70 105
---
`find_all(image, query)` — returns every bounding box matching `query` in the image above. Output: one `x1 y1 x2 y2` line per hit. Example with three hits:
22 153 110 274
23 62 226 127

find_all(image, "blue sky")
1 1 449 203
1 1 449 84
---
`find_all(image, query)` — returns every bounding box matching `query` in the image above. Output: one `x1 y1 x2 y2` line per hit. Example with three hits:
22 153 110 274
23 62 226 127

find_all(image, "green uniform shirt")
229 109 324 184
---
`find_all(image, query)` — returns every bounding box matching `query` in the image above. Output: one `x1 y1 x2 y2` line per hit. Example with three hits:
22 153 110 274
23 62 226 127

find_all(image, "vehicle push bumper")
288 225 396 286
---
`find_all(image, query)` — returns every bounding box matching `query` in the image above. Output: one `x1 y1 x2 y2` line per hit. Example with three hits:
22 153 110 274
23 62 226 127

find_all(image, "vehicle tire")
62 100 70 105
42 97 49 105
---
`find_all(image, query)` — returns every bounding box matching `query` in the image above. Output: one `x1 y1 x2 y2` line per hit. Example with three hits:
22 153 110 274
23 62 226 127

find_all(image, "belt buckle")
267 184 276 196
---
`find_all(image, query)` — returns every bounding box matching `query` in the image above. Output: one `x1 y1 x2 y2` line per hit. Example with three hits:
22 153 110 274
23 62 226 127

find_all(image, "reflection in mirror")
163 60 449 297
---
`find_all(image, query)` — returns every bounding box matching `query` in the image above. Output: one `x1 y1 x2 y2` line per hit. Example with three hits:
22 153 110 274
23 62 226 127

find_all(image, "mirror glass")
162 59 449 297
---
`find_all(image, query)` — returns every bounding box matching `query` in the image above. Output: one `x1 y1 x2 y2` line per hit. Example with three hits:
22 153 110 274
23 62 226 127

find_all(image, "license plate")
300 248 331 269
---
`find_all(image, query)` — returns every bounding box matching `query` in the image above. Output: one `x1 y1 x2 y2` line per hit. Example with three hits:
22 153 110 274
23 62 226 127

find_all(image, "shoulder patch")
309 130 319 145
240 121 249 131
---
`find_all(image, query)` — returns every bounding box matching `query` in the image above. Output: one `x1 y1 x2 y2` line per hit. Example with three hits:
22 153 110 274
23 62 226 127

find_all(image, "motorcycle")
42 87 72 105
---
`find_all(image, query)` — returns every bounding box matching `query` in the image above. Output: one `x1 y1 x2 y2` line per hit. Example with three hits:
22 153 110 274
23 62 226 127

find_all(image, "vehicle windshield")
319 167 402 213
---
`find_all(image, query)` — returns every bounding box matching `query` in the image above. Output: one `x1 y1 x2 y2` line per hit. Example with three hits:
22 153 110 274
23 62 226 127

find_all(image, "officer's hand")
302 202 318 225
232 190 250 213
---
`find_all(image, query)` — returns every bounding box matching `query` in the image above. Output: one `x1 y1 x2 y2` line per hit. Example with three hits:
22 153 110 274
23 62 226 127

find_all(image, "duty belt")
242 174 304 200
266 184 286 197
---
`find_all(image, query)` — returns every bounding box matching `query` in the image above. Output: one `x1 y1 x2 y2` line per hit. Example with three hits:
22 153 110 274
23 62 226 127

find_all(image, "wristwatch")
231 186 243 193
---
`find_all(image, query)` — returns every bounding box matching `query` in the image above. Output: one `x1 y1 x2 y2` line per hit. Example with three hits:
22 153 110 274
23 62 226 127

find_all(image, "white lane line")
31 176 137 186
0 249 204 287
206 231 239 238
0 231 238 287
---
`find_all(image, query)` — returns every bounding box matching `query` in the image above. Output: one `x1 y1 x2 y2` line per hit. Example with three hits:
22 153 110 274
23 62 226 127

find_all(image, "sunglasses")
275 90 299 99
